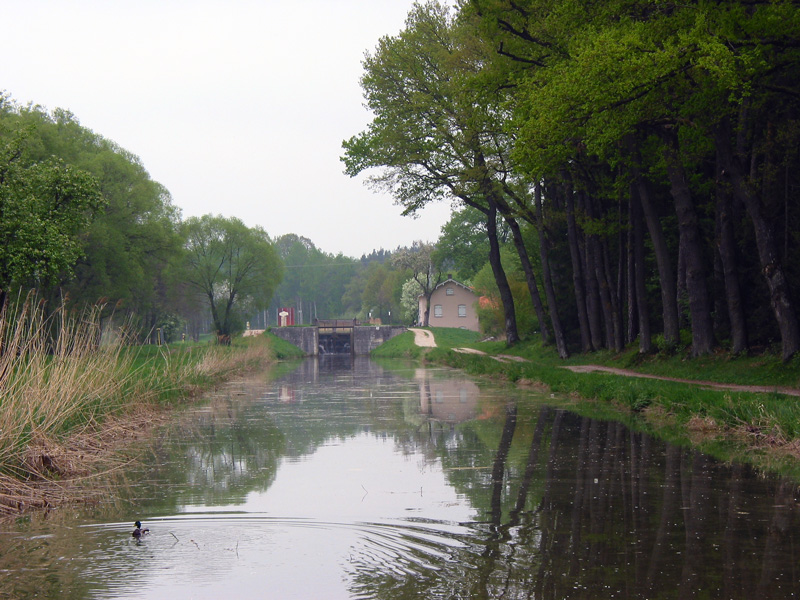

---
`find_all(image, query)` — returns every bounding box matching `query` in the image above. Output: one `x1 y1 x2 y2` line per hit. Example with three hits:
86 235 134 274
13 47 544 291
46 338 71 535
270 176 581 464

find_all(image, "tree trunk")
534 184 569 358
715 118 799 361
629 139 680 346
482 196 520 345
578 192 604 350
627 214 638 345
590 192 624 351
631 184 652 353
662 130 714 356
714 147 748 354
564 181 593 352
502 211 551 343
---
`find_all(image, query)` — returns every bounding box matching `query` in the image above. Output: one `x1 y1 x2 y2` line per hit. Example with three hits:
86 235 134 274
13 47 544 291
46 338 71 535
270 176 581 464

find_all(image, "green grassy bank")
377 328 800 476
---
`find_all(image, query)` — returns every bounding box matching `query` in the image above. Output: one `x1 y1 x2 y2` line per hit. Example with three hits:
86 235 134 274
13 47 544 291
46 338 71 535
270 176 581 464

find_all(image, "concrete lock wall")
352 326 407 355
270 327 319 355
270 325 406 356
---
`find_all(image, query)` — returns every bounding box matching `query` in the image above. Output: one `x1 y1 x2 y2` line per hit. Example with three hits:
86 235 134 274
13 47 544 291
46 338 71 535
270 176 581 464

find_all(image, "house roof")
418 278 475 298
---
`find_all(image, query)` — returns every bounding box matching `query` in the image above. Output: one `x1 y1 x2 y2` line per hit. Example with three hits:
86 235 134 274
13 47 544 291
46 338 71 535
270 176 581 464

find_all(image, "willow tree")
182 215 283 342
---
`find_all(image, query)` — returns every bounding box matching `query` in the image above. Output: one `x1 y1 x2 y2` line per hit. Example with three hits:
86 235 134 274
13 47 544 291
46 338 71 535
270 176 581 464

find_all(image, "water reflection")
0 357 798 599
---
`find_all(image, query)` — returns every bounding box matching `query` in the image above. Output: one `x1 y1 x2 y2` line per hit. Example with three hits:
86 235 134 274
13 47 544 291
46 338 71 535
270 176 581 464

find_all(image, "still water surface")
2 356 799 599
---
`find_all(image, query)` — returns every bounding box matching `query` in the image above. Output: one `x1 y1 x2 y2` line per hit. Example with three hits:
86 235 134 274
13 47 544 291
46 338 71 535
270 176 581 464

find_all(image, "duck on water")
132 521 149 539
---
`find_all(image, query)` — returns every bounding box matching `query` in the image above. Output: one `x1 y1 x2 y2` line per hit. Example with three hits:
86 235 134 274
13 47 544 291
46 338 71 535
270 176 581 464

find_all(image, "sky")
1 0 454 258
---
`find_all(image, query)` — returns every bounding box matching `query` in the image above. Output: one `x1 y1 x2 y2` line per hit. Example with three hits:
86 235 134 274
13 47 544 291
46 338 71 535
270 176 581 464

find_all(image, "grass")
371 330 425 359
262 331 306 359
371 327 485 360
0 297 281 515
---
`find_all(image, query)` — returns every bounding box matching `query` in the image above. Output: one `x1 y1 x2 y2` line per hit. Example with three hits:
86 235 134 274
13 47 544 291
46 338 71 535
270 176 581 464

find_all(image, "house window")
446 287 454 296
458 304 467 317
434 304 443 318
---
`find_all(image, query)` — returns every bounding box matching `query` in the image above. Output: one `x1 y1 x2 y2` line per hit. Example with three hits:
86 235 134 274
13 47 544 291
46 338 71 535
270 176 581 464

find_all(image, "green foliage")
472 247 538 338
270 234 358 323
0 100 184 340
400 278 424 325
434 206 493 281
0 122 105 293
182 215 283 338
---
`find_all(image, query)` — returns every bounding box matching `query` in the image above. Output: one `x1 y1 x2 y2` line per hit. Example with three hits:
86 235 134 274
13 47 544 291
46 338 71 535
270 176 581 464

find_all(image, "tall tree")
182 215 283 341
343 1 523 344
0 124 104 306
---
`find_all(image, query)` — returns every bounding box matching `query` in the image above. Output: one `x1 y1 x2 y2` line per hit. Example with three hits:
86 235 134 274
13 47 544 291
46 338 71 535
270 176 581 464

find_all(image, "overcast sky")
1 0 454 258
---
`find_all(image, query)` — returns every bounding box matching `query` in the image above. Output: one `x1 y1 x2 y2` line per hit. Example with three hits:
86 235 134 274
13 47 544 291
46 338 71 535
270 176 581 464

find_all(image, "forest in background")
0 97 494 342
3 0 800 361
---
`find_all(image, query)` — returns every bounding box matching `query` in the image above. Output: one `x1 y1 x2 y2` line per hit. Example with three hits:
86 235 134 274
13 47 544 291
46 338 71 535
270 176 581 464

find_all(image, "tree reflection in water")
2 358 798 600
349 405 800 600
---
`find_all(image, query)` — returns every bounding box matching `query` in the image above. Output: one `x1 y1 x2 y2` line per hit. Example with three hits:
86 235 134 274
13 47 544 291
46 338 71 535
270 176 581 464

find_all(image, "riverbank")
0 329 284 517
384 327 800 477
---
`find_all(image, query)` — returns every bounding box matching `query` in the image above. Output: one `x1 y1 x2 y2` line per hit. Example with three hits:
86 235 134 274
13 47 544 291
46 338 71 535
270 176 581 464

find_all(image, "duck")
132 520 150 539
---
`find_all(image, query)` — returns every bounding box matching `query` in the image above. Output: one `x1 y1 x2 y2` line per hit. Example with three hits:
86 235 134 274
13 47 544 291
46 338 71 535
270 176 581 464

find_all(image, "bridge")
270 319 406 356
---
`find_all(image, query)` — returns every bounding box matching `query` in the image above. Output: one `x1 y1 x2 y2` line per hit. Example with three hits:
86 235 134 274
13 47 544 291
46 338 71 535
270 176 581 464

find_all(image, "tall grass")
0 295 139 480
0 295 276 513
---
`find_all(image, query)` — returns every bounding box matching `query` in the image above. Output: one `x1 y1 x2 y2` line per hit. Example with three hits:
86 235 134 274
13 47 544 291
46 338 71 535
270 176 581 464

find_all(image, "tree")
400 278 424 325
0 124 104 306
435 205 499 282
391 242 444 327
1 102 182 338
182 215 283 341
270 234 357 323
343 2 523 344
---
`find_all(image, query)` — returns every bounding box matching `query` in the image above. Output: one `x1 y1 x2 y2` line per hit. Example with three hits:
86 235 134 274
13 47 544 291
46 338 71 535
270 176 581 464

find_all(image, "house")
418 277 480 331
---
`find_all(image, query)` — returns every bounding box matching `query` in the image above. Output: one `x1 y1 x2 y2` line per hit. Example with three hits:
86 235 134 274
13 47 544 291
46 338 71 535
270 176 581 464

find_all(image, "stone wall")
352 326 407 355
270 327 319 355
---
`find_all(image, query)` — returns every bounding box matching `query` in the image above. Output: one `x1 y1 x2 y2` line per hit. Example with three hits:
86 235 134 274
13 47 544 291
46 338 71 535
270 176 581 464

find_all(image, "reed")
0 294 141 481
0 295 278 514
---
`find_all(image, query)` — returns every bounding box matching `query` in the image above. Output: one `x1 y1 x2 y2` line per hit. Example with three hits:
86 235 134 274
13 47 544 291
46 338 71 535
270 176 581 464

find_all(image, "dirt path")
409 328 437 348
562 365 800 397
409 332 800 396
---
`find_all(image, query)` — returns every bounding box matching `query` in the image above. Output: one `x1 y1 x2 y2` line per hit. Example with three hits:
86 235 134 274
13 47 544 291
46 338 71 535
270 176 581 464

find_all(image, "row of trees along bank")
0 96 457 342
342 0 800 361
0 97 283 341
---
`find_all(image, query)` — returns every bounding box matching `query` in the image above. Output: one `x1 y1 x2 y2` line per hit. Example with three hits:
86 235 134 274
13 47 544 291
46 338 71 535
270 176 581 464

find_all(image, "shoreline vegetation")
376 327 800 479
0 299 301 517
5 314 800 517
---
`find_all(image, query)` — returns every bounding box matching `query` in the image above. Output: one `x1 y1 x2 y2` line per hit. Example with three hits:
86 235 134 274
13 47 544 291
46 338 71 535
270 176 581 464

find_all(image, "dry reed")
0 294 276 515
0 294 143 500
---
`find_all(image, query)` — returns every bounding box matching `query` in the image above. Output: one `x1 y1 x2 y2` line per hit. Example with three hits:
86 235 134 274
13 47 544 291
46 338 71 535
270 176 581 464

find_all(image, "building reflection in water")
415 367 480 425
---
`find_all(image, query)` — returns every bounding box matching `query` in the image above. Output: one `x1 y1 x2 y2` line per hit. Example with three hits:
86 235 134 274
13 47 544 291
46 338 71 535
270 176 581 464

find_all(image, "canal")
1 356 798 599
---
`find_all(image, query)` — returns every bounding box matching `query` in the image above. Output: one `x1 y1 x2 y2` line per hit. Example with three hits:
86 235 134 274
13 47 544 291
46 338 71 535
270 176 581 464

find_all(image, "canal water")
1 356 799 599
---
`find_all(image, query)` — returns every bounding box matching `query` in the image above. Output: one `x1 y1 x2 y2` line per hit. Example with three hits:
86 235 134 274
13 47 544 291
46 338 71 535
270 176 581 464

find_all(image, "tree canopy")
182 214 283 340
